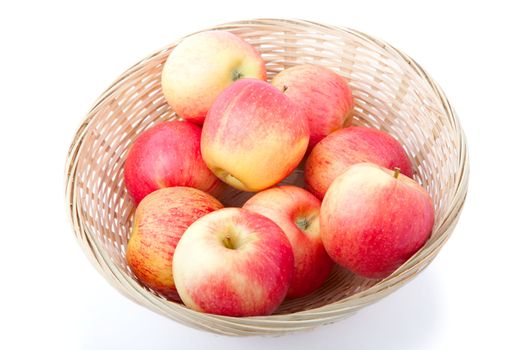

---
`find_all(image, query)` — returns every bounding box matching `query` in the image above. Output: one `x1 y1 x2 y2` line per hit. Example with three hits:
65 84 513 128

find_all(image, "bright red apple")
126 187 223 301
320 162 434 279
243 186 333 298
271 64 353 150
161 30 267 124
201 79 309 192
172 207 294 316
124 120 222 204
305 126 413 199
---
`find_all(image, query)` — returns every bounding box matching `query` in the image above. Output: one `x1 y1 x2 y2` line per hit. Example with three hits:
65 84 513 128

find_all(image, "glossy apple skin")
320 163 434 279
271 64 353 151
305 126 413 199
124 120 222 204
161 30 267 124
243 186 333 298
126 187 223 301
173 207 294 316
201 79 309 192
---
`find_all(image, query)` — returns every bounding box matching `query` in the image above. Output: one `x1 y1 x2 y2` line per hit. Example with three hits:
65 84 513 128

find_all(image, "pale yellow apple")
161 30 266 124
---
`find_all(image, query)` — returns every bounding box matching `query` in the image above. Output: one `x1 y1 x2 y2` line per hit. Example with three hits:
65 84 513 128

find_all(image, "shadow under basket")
65 19 469 336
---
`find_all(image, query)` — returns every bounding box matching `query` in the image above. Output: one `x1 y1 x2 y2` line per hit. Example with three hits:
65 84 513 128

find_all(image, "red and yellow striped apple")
243 186 333 298
321 163 434 279
161 30 266 125
305 126 413 199
271 64 353 150
126 187 223 301
173 208 294 316
201 79 309 192
124 120 222 204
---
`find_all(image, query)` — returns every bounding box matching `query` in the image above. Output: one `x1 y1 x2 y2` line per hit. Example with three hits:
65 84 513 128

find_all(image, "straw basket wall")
65 19 469 335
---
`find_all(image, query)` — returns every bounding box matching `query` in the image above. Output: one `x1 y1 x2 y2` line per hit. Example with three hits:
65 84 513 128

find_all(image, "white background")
1 1 524 349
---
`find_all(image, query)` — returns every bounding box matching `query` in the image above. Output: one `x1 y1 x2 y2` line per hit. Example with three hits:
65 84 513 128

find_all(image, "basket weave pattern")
65 19 469 335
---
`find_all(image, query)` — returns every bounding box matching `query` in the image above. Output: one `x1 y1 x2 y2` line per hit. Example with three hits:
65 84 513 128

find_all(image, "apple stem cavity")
215 168 246 190
296 217 310 231
232 69 243 81
393 167 401 179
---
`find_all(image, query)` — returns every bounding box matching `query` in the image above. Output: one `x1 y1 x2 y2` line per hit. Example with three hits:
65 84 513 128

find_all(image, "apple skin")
320 163 434 279
243 185 333 298
305 126 413 199
271 64 353 151
173 207 294 316
201 79 309 192
161 30 267 125
126 187 223 301
124 120 222 204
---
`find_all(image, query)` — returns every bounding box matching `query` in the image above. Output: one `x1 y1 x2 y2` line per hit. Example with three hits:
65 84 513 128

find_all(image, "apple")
172 207 294 316
201 78 309 192
126 187 223 301
320 162 434 279
271 64 353 150
161 30 267 125
243 186 333 298
305 126 413 199
124 120 222 204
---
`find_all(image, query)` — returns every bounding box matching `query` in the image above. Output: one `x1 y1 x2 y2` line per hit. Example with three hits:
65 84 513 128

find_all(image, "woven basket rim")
65 18 469 332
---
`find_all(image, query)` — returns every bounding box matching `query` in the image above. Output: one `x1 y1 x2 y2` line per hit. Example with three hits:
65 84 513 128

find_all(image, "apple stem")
342 113 352 128
223 234 235 249
393 167 401 179
282 85 288 93
232 70 243 81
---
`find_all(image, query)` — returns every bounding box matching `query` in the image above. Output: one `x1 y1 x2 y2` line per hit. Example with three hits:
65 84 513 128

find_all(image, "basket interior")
71 20 460 315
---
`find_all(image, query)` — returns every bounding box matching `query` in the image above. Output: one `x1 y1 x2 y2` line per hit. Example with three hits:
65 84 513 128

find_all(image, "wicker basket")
65 18 469 336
